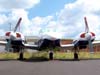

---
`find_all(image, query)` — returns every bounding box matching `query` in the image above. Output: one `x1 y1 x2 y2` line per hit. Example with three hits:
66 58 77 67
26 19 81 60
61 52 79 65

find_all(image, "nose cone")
85 33 92 40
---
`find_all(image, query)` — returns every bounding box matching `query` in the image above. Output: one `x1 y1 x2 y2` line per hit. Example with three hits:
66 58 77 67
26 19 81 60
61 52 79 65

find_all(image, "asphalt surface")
0 59 100 75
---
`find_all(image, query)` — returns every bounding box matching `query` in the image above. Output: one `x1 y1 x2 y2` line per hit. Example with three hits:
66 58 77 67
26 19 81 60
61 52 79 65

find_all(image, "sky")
0 0 100 40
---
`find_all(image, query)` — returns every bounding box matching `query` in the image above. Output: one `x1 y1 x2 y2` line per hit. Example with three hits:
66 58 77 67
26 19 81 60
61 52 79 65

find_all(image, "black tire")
18 52 24 60
49 52 53 60
74 52 78 60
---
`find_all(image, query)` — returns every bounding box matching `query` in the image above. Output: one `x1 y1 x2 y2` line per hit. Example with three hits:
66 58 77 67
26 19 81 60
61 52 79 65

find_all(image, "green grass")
0 51 100 60
0 52 19 59
79 52 100 59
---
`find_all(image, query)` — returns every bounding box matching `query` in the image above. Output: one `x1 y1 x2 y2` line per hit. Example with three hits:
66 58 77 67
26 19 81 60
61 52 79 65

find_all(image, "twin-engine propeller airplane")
61 17 100 60
0 16 100 60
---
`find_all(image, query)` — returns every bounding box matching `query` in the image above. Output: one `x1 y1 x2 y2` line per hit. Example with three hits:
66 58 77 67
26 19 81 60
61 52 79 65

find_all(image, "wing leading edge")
60 43 74 50
0 40 39 50
23 43 39 50
0 41 7 45
92 41 100 45
60 40 100 49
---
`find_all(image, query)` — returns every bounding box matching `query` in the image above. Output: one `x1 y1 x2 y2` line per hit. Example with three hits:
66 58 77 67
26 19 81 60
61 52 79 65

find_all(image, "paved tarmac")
0 59 100 75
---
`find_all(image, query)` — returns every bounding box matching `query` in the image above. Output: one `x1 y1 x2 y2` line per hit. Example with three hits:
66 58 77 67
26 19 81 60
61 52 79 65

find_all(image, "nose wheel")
49 51 54 60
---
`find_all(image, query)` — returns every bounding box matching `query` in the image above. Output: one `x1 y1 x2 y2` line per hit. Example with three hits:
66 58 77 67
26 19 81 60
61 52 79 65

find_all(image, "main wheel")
74 52 78 60
49 51 53 60
19 52 24 60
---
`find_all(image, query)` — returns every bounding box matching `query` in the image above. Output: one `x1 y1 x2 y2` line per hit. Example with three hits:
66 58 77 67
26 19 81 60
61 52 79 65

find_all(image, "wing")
0 40 39 50
60 43 74 50
23 43 39 50
0 41 7 45
92 41 100 45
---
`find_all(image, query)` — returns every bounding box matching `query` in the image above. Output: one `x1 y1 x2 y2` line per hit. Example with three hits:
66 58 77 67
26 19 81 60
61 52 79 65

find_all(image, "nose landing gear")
49 51 54 60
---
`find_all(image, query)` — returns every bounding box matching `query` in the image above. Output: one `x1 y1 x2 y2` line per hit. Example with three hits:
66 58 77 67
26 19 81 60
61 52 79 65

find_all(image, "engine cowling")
80 32 95 40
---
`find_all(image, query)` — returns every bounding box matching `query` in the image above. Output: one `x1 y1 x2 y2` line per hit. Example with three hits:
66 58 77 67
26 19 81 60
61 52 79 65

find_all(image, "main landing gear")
19 51 24 60
73 47 79 60
18 48 24 60
74 52 78 60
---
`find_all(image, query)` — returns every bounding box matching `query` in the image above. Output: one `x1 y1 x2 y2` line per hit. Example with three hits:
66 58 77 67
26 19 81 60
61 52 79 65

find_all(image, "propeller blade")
84 17 89 33
14 17 22 32
5 39 12 52
88 39 94 53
